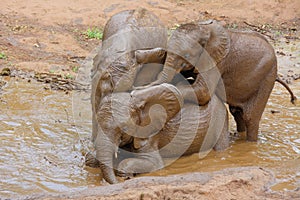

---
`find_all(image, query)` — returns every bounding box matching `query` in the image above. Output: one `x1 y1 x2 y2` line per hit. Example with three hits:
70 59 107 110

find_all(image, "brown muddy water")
0 41 299 198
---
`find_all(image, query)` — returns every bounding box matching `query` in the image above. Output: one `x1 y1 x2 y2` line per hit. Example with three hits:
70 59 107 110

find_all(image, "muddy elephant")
91 83 184 184
88 82 228 183
90 9 169 184
91 8 167 142
136 20 296 141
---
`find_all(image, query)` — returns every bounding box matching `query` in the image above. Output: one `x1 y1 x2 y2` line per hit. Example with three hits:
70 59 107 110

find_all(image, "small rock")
271 110 280 114
292 74 300 80
0 68 11 76
276 51 286 56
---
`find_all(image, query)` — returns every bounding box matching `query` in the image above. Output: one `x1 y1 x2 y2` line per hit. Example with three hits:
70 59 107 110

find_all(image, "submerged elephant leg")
229 106 246 133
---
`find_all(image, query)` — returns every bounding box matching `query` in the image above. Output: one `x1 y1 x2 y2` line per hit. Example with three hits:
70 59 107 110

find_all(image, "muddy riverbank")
0 0 299 199
31 167 300 200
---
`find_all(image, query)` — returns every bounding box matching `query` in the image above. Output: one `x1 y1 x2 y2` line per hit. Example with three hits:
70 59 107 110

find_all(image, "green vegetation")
84 28 103 40
0 52 7 59
71 66 79 73
170 23 180 30
64 73 74 79
168 23 181 37
275 30 282 37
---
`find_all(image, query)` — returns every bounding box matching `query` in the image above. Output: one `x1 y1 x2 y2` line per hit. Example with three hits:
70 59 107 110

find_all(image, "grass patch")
84 28 103 40
64 73 74 80
71 66 79 73
0 52 7 59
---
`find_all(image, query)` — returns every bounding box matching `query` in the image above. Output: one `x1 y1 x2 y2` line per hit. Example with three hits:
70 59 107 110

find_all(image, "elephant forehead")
98 92 140 138
167 31 204 67
101 27 167 62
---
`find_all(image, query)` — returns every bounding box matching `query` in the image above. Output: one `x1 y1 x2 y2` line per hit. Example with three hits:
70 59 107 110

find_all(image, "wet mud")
0 40 299 199
0 0 299 199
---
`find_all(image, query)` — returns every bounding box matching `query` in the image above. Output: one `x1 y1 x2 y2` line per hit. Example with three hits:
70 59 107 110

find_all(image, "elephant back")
158 94 226 157
102 8 166 41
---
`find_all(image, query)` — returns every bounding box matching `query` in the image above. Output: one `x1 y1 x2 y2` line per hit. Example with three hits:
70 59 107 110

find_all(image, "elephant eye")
184 54 190 59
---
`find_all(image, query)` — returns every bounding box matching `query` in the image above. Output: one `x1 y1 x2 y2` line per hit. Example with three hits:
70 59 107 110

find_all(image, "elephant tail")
275 77 297 104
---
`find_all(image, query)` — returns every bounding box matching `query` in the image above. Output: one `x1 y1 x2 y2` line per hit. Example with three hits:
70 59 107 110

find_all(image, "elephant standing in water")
90 8 170 184
136 20 296 141
88 82 228 184
89 9 229 184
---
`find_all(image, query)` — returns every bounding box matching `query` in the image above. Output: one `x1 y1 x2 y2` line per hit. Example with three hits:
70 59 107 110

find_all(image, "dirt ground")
35 167 299 200
0 0 299 199
0 0 299 78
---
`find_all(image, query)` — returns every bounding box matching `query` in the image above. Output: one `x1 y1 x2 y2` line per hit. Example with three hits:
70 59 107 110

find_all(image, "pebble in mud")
0 68 11 76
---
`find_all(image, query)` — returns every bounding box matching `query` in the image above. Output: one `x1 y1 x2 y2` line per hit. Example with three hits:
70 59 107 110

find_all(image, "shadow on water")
0 41 299 198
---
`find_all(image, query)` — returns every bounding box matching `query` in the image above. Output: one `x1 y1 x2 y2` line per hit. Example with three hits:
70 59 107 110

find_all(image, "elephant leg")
117 151 164 177
229 106 246 133
243 67 276 141
117 138 164 176
213 109 229 151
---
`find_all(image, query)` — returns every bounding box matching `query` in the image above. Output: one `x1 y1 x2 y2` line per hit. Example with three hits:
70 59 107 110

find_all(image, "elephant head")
93 83 183 184
136 20 230 87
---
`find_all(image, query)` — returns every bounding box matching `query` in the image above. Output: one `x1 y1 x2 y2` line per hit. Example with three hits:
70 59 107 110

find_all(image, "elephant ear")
92 71 114 113
201 21 230 64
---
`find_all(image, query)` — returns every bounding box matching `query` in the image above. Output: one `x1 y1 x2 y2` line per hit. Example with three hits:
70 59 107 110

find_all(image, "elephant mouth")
172 66 199 85
180 67 198 84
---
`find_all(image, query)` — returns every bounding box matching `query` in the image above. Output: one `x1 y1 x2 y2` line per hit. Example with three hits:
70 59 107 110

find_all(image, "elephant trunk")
158 56 178 83
131 83 183 138
142 55 177 87
95 129 119 184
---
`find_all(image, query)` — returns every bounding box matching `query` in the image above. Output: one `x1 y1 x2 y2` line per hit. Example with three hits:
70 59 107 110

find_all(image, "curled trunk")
130 83 184 138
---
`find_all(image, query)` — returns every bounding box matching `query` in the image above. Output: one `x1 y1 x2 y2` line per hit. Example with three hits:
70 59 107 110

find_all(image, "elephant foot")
117 157 164 176
85 152 100 168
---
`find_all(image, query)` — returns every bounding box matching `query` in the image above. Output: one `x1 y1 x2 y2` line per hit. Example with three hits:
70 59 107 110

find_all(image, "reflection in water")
0 43 300 198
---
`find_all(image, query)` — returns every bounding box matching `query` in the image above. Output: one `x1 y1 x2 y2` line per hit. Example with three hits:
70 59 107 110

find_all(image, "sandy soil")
35 167 299 200
0 0 299 76
1 0 299 199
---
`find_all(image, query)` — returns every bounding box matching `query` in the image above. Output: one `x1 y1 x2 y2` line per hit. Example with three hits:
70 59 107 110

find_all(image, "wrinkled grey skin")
89 83 185 183
87 82 228 181
90 9 168 184
137 20 282 141
116 92 228 176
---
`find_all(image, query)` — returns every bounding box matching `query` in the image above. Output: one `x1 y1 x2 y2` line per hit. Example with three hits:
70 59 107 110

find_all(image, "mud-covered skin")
87 86 228 179
138 20 295 142
117 93 228 176
91 9 168 184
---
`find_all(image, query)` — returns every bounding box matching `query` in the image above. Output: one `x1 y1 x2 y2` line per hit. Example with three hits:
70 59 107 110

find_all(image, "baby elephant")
87 83 228 183
136 20 296 141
